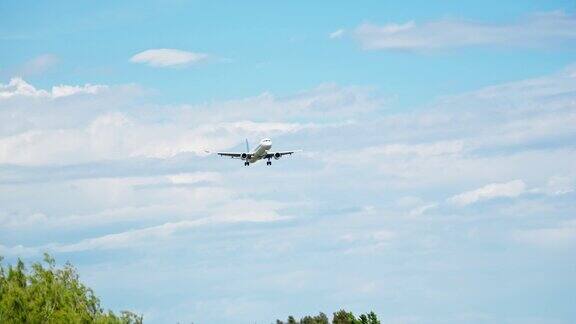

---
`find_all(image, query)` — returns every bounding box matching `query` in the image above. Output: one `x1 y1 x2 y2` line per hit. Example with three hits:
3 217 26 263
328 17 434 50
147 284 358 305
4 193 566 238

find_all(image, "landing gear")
266 160 272 166
244 161 250 166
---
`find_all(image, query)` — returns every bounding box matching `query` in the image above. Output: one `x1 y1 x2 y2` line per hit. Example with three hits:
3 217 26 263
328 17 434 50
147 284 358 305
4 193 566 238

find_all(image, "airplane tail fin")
245 138 250 153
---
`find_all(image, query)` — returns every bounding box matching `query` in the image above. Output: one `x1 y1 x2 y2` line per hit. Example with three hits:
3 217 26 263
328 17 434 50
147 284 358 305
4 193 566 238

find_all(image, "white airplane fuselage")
217 138 295 166
246 138 272 163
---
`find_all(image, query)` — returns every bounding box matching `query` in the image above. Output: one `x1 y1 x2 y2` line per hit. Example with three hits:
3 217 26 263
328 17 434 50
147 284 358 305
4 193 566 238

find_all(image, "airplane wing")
217 152 247 159
264 151 300 159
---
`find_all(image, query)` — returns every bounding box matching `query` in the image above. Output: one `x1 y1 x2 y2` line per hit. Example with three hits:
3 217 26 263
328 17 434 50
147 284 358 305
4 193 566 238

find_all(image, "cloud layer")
1 64 575 323
353 11 576 51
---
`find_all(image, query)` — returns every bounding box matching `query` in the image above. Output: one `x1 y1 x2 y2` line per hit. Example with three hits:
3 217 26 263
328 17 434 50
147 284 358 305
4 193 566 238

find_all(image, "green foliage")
332 310 357 324
277 310 379 324
0 253 142 324
301 312 329 324
358 312 380 324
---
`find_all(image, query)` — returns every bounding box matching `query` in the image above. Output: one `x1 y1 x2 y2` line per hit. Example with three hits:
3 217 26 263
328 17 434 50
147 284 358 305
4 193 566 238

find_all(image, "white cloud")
130 48 208 67
0 78 46 97
316 64 576 190
1 66 575 247
184 83 384 123
0 211 48 229
0 219 209 255
449 180 526 206
340 229 396 244
0 173 232 230
353 11 576 51
0 202 284 254
52 84 106 98
2 62 576 323
340 229 397 255
55 218 213 252
329 29 345 39
528 175 575 196
167 172 222 185
323 140 465 179
364 141 464 157
409 203 437 216
0 79 381 165
0 112 312 165
513 220 576 248
542 176 574 195
0 243 38 257
0 77 107 99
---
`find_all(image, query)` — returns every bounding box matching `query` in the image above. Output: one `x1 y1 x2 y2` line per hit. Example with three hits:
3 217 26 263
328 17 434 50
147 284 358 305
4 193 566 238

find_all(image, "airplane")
217 138 298 166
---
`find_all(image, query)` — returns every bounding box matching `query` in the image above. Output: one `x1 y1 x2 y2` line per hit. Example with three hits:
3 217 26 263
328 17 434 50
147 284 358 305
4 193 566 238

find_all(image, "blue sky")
1 1 576 323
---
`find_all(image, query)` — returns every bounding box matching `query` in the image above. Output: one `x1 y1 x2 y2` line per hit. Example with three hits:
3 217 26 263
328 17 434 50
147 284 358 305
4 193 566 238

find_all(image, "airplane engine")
274 152 281 160
241 153 248 160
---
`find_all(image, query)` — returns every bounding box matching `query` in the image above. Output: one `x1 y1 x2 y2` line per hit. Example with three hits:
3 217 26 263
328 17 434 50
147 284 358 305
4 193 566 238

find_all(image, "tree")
0 254 142 323
276 310 378 324
358 312 380 324
332 310 357 324
301 312 329 324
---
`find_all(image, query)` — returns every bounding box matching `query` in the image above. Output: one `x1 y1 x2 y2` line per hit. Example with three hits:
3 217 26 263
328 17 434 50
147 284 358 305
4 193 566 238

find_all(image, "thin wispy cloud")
448 180 526 206
329 29 344 39
130 48 209 67
353 11 576 51
0 200 285 255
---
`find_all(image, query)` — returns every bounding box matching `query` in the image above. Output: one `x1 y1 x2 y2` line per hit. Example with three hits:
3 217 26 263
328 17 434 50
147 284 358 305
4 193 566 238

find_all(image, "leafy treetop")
0 253 142 324
277 310 380 324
